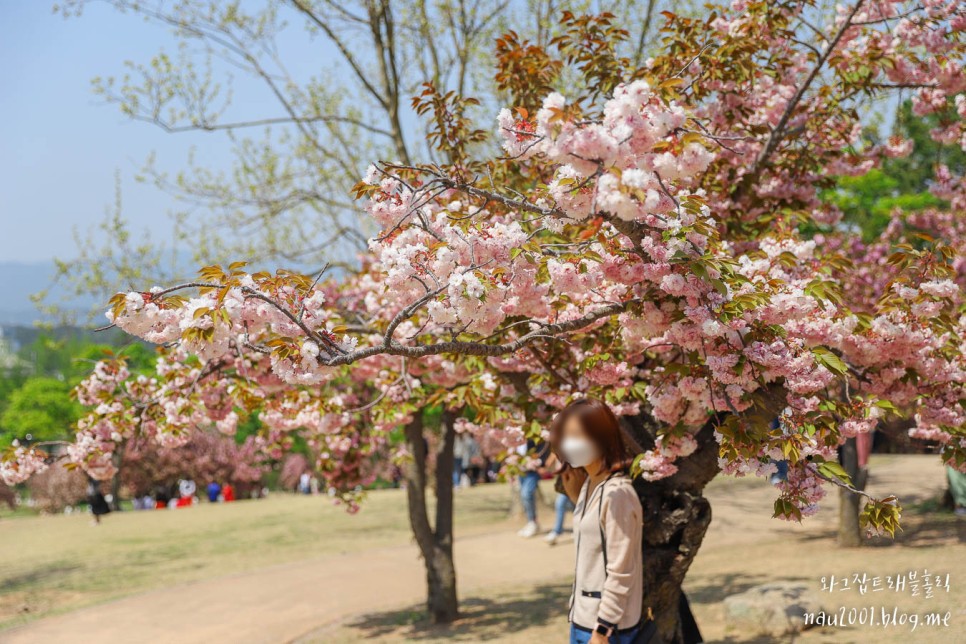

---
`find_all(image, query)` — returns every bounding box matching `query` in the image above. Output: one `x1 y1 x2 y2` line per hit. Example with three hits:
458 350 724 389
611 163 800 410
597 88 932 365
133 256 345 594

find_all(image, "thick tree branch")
750 0 866 176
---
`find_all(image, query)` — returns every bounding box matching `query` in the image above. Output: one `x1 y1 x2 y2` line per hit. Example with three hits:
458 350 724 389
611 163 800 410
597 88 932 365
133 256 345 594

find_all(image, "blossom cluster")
0 441 49 486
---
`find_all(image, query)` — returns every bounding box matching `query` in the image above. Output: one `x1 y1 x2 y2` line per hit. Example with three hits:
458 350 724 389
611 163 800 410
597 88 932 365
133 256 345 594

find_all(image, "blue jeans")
453 457 464 486
553 492 575 534
570 623 640 643
770 459 788 481
520 471 541 522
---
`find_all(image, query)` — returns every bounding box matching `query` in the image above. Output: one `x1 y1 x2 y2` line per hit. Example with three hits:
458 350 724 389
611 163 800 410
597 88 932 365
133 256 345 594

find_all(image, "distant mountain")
0 261 99 326
0 253 348 327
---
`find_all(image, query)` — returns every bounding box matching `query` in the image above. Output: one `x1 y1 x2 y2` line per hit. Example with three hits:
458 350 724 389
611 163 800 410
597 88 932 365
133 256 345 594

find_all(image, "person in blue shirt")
206 481 222 503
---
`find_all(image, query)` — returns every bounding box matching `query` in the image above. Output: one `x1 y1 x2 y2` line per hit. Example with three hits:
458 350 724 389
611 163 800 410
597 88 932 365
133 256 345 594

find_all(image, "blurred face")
559 416 600 468
562 416 587 441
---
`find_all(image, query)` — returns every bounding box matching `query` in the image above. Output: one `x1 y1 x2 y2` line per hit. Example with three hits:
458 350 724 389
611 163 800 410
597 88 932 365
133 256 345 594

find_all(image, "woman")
86 477 111 525
552 398 646 644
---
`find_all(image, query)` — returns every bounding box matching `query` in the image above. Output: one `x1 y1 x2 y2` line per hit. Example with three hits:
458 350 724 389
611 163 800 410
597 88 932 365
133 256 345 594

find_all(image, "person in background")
87 477 111 525
947 466 966 517
463 435 483 486
517 439 548 538
155 485 170 510
206 481 222 503
545 452 576 545
389 464 404 488
452 431 469 487
222 483 235 502
299 471 312 495
486 456 500 482
768 418 788 485
176 478 197 507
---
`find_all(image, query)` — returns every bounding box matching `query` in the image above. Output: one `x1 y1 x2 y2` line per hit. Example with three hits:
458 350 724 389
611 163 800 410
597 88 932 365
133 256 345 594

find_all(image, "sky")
1 2 182 262
0 1 326 264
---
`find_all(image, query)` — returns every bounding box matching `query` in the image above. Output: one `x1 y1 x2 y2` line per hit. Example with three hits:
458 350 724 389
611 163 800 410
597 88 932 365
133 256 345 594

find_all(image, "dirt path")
1 521 573 644
4 455 960 643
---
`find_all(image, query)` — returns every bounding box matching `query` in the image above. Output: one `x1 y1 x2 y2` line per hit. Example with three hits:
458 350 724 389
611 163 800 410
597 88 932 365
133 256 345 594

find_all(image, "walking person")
463 435 483 486
548 491 576 545
452 432 469 487
517 438 548 538
550 398 651 644
87 477 111 525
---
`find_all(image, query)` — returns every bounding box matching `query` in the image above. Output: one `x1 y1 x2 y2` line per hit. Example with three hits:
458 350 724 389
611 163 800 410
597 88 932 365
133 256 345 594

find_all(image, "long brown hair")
549 397 630 472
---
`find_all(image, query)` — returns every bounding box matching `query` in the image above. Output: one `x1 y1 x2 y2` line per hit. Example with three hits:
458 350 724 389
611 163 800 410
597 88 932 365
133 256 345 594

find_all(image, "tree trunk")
624 417 717 643
837 438 863 547
430 408 459 623
622 395 783 643
402 410 459 624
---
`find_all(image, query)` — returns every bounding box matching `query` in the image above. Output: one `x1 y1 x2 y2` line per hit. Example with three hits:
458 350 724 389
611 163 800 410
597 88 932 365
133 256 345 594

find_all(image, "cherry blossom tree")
6 2 966 640
121 428 266 499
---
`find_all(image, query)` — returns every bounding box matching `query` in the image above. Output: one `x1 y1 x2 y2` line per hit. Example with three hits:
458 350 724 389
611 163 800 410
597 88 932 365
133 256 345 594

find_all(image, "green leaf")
812 347 848 376
817 461 852 485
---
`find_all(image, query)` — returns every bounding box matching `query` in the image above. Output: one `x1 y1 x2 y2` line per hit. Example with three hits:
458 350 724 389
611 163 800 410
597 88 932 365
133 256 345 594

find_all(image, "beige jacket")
569 473 643 630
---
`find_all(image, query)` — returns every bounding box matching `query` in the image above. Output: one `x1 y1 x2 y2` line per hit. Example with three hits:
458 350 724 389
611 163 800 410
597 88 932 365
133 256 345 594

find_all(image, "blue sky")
0 1 326 264
0 1 191 262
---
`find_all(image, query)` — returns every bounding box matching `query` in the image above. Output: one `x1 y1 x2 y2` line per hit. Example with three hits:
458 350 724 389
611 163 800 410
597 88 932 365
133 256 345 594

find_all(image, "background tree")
44 0 698 322
122 429 266 499
25 463 88 514
825 100 966 240
0 378 82 446
0 482 16 511
0 334 155 509
818 105 966 544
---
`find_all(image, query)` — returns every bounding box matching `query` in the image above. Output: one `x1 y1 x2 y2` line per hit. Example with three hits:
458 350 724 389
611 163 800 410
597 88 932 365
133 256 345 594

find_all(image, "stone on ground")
723 581 823 637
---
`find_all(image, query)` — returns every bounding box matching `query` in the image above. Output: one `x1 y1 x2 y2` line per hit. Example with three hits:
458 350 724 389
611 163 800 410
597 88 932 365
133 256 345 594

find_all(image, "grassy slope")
0 484 515 628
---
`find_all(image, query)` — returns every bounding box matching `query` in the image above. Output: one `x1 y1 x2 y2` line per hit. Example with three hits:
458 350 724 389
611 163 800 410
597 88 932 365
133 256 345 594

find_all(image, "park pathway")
2 526 572 644
4 455 954 643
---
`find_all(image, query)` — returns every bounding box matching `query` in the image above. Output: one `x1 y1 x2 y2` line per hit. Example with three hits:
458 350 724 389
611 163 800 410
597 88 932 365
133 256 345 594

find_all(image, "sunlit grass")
0 483 520 628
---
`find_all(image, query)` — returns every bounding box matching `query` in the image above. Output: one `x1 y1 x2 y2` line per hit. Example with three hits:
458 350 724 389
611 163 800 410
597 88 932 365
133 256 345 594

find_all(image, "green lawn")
0 485 516 628
3 456 960 643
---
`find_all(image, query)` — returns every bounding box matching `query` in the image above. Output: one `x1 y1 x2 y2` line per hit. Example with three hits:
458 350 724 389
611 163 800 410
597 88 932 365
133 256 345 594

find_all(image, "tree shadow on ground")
867 512 965 548
337 581 570 641
779 511 964 549
766 485 964 550
0 563 81 593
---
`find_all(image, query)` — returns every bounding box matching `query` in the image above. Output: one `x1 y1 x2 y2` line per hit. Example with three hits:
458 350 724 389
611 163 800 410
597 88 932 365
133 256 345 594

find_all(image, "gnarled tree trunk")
403 409 459 624
623 396 782 643
624 416 717 643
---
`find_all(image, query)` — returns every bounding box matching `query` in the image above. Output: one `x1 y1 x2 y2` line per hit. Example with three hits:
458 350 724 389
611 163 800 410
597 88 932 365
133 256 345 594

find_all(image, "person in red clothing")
155 485 170 509
175 478 197 507
222 483 235 502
